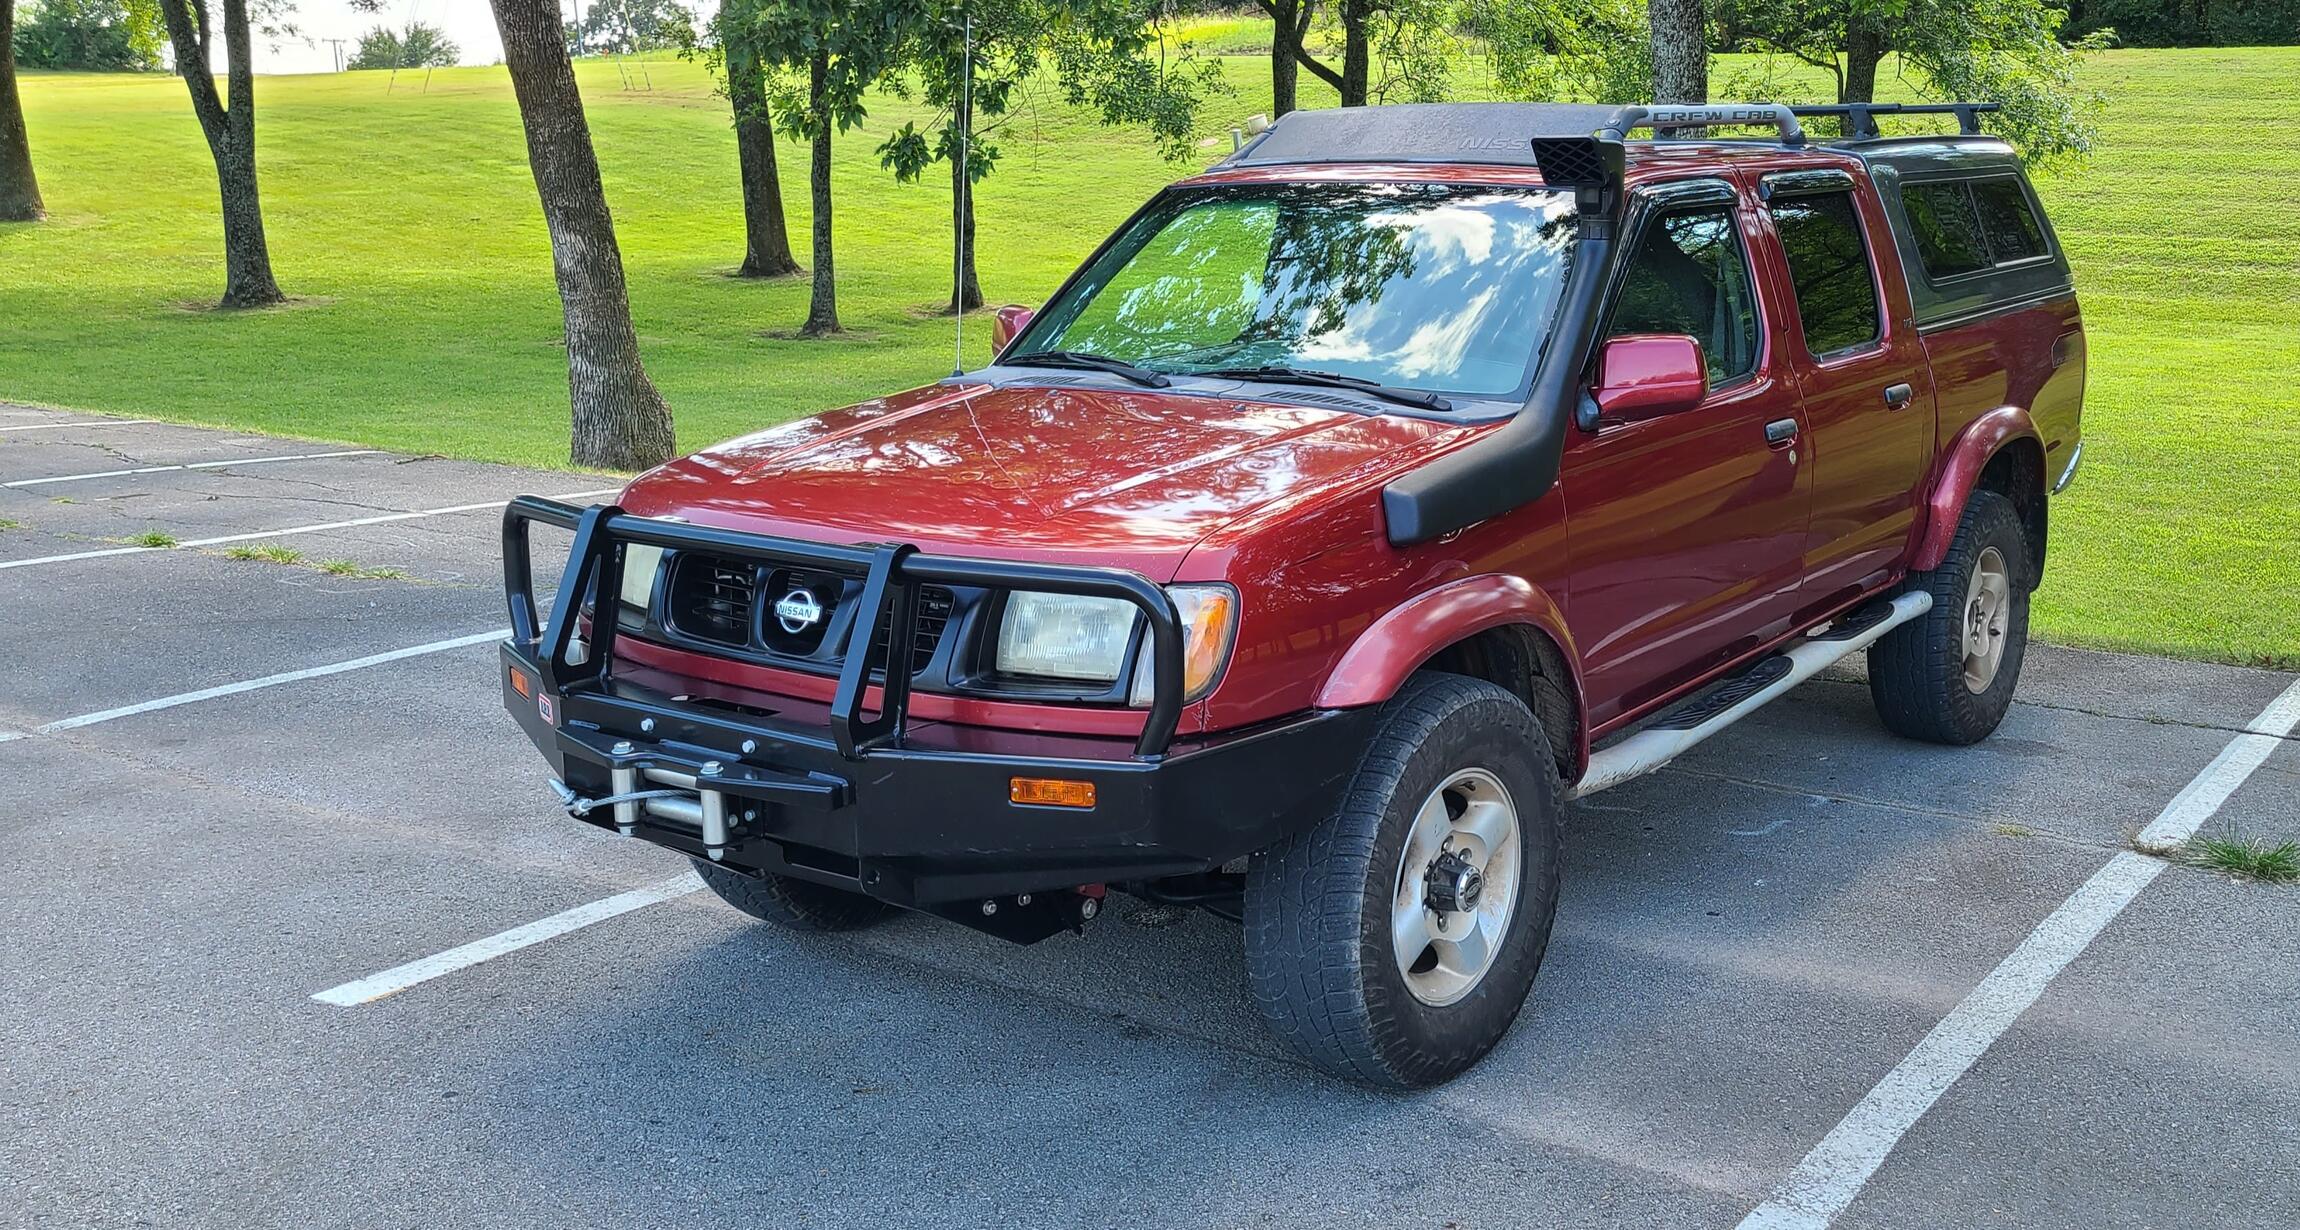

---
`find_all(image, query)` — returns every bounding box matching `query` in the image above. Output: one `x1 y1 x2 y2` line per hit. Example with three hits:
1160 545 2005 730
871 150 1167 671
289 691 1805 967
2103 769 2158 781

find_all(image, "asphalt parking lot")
3 404 2295 1230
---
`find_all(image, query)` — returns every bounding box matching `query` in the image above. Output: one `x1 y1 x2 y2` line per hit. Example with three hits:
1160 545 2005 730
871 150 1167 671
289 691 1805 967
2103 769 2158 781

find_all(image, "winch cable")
548 779 695 818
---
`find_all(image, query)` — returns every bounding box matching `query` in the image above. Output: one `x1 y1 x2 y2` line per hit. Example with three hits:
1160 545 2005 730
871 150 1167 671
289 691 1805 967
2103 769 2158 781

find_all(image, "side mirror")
1591 334 1708 423
990 304 1035 354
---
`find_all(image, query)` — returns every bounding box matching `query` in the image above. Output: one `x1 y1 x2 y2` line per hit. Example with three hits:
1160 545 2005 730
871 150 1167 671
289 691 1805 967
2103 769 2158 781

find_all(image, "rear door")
1560 177 1812 730
1750 168 1936 617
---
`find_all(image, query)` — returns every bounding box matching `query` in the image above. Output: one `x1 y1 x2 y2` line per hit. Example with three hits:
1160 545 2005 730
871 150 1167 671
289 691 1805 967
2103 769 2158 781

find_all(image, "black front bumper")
501 498 1374 941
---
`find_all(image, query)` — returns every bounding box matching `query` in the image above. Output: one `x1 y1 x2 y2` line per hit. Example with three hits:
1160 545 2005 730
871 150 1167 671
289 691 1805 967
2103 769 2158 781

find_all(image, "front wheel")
1244 673 1562 1088
1868 489 2032 744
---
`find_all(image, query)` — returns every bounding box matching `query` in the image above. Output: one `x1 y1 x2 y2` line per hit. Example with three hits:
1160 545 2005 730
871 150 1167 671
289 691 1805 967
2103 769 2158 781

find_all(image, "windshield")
1016 182 1578 400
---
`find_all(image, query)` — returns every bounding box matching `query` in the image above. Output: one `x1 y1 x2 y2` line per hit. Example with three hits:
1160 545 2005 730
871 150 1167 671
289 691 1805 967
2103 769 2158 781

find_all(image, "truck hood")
618 382 1457 579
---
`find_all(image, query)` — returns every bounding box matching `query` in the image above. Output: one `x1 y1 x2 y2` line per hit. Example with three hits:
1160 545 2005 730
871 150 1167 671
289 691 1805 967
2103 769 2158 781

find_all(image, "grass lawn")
1 43 2295 667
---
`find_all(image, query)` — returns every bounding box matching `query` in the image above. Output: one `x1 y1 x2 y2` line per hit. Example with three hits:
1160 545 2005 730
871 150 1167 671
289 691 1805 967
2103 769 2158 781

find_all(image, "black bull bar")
501 495 1189 761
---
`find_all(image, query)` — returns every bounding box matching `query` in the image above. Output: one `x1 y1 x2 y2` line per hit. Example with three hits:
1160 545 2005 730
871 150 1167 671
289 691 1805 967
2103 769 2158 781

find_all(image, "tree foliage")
12 0 163 70
1716 0 2105 160
347 20 456 69
1465 0 1651 103
2064 0 2299 46
874 0 1220 309
569 0 697 55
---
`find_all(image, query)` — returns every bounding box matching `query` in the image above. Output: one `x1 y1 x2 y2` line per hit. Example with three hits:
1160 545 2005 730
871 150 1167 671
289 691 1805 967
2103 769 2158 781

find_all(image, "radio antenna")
951 8 972 378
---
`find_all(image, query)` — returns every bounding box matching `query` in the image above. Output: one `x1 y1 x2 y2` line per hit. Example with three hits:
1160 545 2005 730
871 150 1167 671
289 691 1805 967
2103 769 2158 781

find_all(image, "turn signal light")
1010 777 1096 809
509 665 534 698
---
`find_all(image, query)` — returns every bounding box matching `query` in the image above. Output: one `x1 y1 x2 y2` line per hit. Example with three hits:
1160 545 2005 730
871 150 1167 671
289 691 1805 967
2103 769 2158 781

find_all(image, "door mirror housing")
990 304 1035 354
1592 334 1708 423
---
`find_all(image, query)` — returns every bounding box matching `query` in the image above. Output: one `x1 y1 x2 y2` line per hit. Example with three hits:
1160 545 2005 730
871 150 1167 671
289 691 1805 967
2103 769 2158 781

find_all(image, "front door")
1751 170 1935 616
1561 180 1813 731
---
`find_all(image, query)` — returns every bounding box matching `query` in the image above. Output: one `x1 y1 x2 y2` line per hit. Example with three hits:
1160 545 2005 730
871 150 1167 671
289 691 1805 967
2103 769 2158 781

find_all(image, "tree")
1256 0 1453 108
488 0 677 468
13 0 164 69
1 0 41 221
346 20 457 69
572 0 696 55
749 0 925 336
1646 0 1705 102
712 0 800 277
877 0 1219 312
1716 0 2103 159
1253 0 1312 116
155 0 287 307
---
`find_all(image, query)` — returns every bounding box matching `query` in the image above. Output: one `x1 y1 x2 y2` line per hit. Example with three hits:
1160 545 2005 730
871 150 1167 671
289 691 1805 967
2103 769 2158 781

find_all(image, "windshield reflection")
1022 183 1578 400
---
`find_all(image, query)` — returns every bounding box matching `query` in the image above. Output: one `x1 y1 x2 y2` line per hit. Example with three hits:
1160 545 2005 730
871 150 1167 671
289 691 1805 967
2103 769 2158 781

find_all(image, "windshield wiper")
1003 350 1171 389
1190 366 1453 412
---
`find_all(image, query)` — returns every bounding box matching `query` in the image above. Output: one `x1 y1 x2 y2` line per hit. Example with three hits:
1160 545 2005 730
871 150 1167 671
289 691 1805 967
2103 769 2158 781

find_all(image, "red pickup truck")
501 100 2085 1087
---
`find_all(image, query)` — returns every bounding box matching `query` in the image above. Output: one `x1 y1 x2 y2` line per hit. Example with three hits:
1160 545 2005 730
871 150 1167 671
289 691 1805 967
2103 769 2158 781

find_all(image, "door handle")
1764 418 1799 445
1883 382 1914 409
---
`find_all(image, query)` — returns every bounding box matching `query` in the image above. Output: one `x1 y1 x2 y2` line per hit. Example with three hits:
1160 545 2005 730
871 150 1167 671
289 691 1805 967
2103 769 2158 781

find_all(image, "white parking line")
32 630 508 735
0 418 161 433
311 873 705 1005
3 449 379 489
1736 676 2300 1230
0 487 621 573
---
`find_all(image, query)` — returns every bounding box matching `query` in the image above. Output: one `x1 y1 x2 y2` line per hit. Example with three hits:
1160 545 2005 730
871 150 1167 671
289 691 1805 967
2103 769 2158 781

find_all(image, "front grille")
664 551 954 677
870 585 956 676
666 555 757 646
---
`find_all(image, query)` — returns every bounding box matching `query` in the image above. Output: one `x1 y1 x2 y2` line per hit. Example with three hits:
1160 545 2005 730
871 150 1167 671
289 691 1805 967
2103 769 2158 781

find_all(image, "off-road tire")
691 859 895 932
1244 673 1563 1089
1868 489 2031 745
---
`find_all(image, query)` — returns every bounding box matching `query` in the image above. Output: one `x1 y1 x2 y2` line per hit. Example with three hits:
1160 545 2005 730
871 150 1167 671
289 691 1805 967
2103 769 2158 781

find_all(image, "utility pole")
323 37 347 71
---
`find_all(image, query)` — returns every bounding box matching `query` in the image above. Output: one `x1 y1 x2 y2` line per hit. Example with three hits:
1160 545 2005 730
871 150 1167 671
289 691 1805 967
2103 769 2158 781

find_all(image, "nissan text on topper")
501 101 2084 1087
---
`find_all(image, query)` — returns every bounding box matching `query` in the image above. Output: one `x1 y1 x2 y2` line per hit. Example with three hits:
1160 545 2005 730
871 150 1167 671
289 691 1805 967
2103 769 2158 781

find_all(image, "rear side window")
1970 179 2049 262
1900 176 2053 281
1769 192 1881 357
1608 205 1761 386
1902 182 1990 278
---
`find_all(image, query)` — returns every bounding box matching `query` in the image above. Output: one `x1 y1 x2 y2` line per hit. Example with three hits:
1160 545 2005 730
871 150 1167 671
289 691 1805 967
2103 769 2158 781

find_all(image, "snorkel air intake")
1379 124 1628 547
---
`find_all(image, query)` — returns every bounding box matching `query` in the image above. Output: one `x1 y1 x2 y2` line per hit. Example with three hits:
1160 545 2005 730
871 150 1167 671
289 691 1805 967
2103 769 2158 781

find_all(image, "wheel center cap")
1425 850 1484 913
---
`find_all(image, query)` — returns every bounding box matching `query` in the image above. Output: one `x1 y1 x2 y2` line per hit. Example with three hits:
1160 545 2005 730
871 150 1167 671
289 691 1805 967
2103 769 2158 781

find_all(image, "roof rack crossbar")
1790 102 2001 141
1603 103 1807 146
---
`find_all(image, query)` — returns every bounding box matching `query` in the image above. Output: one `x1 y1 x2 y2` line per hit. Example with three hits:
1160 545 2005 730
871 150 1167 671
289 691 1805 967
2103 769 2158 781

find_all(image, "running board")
1567 591 1933 800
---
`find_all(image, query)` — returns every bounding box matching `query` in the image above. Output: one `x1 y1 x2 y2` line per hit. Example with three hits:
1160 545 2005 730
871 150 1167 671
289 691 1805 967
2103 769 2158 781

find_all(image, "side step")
1566 591 1933 800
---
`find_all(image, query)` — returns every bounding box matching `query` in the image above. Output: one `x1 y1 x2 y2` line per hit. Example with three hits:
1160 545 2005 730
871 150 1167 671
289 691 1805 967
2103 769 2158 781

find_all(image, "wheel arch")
1315 575 1588 781
1913 406 2047 584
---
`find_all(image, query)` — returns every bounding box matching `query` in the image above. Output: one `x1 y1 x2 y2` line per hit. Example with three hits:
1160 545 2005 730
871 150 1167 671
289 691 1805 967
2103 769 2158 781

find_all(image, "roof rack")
1790 102 2001 141
1602 103 1808 145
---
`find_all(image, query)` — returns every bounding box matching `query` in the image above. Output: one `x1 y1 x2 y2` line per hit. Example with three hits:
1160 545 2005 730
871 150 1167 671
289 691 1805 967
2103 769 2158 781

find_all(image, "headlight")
994 584 1238 705
996 592 1139 683
619 544 665 613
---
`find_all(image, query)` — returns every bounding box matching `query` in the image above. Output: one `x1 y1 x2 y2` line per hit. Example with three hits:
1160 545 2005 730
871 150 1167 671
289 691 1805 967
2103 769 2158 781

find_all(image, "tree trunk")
1266 0 1301 117
799 49 839 337
1338 0 1370 107
158 0 286 307
1267 0 1344 106
490 0 676 470
0 0 44 222
725 28 799 278
1646 0 1707 104
948 91 981 313
1842 23 1885 103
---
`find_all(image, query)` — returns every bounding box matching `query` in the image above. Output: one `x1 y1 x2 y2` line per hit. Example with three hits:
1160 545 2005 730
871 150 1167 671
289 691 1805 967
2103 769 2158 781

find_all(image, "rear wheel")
1244 674 1562 1088
1868 489 2031 744
691 859 894 932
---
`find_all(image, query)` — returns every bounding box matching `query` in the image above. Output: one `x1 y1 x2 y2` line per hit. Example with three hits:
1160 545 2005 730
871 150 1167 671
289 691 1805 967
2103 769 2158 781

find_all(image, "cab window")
1606 205 1761 387
1768 191 1882 357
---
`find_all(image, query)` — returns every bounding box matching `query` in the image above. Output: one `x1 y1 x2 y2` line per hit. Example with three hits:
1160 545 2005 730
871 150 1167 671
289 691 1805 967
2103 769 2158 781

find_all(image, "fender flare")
1316 574 1589 772
1911 405 2043 573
